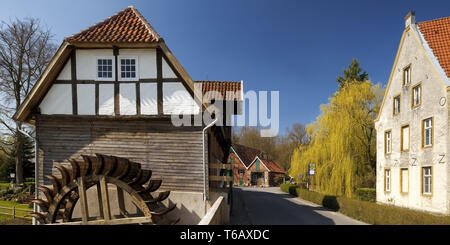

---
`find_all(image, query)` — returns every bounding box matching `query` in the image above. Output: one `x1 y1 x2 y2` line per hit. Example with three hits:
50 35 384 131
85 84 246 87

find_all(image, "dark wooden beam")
114 46 119 115
157 48 163 115
136 82 141 115
71 49 78 115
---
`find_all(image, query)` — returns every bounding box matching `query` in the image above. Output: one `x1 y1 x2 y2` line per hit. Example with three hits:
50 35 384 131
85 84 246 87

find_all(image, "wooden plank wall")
36 116 205 192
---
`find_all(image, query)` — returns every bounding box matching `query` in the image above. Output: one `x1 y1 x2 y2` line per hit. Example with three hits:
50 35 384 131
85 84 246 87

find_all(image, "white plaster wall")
140 83 158 115
163 82 200 115
39 84 72 114
98 84 115 115
162 58 177 78
119 84 137 115
77 84 95 115
57 59 71 80
120 49 157 79
375 25 449 214
76 49 114 80
76 49 158 80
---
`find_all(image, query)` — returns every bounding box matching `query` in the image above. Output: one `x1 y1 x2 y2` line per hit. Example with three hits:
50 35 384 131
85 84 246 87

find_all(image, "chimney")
405 11 416 28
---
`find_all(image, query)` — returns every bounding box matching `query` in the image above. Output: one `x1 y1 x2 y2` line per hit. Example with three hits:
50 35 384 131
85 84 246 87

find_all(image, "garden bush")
356 188 376 202
280 183 298 196
280 186 450 225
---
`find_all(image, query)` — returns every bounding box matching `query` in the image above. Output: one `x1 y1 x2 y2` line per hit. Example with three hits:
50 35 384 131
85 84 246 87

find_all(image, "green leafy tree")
290 81 381 197
337 59 369 89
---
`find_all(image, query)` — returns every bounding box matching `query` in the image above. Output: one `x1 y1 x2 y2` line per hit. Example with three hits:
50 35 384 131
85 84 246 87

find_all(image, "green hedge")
280 186 450 225
356 188 376 202
280 184 298 196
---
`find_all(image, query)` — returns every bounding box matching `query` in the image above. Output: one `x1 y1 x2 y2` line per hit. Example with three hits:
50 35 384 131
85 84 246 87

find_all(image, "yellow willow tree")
290 80 381 197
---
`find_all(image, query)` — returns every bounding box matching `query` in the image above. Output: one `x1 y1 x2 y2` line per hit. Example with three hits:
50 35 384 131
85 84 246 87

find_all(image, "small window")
393 95 400 115
238 169 244 175
403 65 411 86
401 125 410 152
385 169 391 192
400 168 409 193
422 118 433 147
422 167 432 195
97 58 113 79
119 58 137 80
412 83 421 107
385 130 392 155
230 157 235 164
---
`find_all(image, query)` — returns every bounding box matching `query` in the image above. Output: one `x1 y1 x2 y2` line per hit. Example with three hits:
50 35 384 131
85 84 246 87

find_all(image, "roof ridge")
417 15 450 24
128 6 161 42
65 6 161 43
65 7 130 41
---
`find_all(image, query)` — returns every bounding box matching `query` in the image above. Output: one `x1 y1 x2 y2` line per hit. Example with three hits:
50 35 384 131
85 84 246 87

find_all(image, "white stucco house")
375 12 450 214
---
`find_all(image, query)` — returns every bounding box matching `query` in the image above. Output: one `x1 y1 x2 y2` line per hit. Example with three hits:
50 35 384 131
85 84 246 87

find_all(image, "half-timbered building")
13 6 243 224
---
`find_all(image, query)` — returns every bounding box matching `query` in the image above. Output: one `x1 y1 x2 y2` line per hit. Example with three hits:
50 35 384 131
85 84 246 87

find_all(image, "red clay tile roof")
65 6 160 43
232 144 263 168
195 81 242 101
418 17 450 77
260 159 285 174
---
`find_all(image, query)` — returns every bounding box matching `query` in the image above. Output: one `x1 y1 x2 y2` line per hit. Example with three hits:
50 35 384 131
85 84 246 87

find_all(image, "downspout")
17 127 38 225
202 118 218 215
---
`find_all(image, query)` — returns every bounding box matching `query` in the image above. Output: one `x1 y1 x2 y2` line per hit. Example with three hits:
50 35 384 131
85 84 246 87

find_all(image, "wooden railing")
0 205 33 220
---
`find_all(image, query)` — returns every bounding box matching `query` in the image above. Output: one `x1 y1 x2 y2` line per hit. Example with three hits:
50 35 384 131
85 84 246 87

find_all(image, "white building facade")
375 12 450 214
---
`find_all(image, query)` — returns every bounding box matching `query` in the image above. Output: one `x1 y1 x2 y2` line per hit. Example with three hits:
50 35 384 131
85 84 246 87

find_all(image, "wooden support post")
99 176 111 220
77 176 89 223
96 183 104 218
117 187 127 217
12 206 15 219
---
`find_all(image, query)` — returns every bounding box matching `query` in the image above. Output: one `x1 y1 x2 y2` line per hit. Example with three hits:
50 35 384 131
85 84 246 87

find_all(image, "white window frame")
393 95 400 115
95 57 115 81
385 130 392 155
403 65 411 86
412 83 421 107
385 169 391 192
422 166 432 195
423 118 433 147
118 56 139 81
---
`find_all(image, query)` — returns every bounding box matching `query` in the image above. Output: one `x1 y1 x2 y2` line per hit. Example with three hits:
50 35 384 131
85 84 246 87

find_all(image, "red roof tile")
195 81 242 101
260 159 285 174
418 17 450 77
232 144 263 168
65 6 160 43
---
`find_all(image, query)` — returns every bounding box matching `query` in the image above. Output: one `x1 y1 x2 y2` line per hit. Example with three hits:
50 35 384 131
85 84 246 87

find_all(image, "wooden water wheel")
30 153 179 225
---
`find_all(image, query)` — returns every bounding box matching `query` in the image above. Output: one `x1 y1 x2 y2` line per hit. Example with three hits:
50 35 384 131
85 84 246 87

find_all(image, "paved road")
230 187 366 225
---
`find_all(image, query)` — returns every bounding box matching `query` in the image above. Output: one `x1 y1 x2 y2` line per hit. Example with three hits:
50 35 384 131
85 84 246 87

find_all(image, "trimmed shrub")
356 188 376 202
280 184 298 196
293 187 450 225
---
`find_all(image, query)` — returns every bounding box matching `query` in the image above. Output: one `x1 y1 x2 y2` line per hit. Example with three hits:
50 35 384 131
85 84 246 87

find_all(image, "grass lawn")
0 183 10 190
0 200 32 224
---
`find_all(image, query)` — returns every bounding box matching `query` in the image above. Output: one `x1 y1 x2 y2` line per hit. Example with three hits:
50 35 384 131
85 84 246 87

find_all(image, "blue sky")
1 0 449 134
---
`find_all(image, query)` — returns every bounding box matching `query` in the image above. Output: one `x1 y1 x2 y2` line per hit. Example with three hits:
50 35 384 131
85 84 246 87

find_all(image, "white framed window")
423 118 433 147
412 83 421 107
401 125 410 152
385 169 391 192
385 130 392 155
400 168 409 193
119 57 138 81
403 65 411 86
96 57 114 81
422 166 432 195
393 95 400 115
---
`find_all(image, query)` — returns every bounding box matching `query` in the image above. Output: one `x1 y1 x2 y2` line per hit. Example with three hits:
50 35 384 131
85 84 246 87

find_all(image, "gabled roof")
195 81 243 101
418 17 450 78
231 144 263 168
65 6 160 43
259 158 285 173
